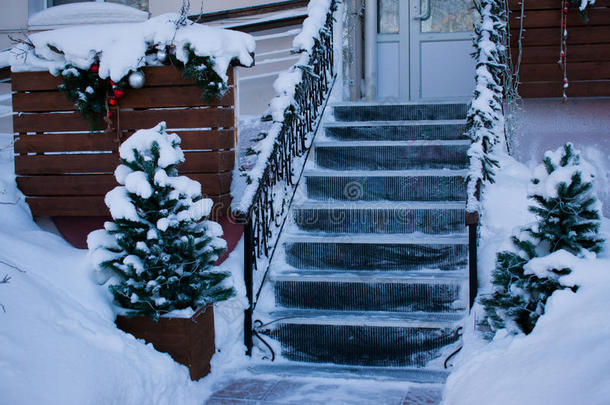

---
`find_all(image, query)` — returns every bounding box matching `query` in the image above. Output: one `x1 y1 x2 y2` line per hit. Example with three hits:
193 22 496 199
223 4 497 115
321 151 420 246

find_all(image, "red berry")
107 111 113 118
113 88 124 98
109 97 117 106
90 64 99 73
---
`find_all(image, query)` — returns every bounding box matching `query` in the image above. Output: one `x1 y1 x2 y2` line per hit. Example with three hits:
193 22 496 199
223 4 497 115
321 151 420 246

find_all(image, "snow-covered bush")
481 143 604 334
88 122 233 319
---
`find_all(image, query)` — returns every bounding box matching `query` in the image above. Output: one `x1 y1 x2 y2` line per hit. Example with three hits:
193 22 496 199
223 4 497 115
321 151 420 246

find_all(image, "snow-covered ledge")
28 3 149 31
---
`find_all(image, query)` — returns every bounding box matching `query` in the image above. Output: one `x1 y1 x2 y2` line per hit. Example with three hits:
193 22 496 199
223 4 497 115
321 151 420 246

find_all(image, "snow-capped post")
481 143 604 335
88 122 233 379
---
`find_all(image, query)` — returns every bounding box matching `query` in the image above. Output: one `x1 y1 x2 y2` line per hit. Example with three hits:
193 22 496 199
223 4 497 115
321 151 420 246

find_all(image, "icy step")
304 169 467 202
248 363 450 384
323 119 467 141
284 233 468 271
267 310 463 367
292 200 466 234
272 270 468 312
314 140 469 170
332 102 468 122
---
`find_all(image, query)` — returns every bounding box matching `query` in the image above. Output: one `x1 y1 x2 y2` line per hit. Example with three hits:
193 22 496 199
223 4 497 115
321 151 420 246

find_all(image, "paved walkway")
205 377 442 405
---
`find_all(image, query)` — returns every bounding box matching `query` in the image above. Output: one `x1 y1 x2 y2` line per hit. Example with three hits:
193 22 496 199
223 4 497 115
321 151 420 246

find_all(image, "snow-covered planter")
115 304 215 381
10 14 254 228
88 123 233 378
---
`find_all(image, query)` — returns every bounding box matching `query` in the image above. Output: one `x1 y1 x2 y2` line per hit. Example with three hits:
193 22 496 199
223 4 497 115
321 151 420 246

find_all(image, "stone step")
248 363 450 384
304 170 467 202
272 270 468 312
332 102 468 122
284 233 468 271
324 120 466 141
267 310 463 367
292 201 465 234
314 140 469 170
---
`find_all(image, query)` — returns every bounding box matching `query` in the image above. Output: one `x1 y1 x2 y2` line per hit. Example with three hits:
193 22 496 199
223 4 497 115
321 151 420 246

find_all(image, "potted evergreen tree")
88 122 233 380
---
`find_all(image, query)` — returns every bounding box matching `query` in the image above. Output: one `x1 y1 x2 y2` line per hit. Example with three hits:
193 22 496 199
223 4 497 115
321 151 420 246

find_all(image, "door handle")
413 0 431 20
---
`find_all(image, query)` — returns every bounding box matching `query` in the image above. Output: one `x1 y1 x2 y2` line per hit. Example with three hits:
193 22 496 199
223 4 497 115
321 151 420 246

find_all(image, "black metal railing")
233 2 336 356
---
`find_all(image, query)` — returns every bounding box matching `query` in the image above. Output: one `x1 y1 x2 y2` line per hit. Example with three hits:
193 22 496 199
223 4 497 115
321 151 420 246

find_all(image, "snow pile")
442 152 610 405
29 2 148 27
0 128 215 404
234 0 335 213
11 13 255 83
443 247 610 405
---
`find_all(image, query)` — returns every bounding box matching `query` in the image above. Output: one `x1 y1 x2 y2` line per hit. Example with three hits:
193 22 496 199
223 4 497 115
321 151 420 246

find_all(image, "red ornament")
107 111 113 118
113 88 125 99
90 64 99 73
108 97 117 106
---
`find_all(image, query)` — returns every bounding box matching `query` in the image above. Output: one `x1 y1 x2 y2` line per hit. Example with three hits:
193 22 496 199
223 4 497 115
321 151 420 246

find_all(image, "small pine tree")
88 122 233 319
481 143 604 334
528 142 604 255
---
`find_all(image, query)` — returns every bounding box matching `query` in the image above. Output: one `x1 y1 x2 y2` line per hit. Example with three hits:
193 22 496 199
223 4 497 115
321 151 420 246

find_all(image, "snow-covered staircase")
257 102 470 381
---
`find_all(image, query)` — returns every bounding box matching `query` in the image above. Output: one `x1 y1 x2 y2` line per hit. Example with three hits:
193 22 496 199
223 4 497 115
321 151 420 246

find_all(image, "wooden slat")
14 112 103 133
11 86 235 113
518 80 610 98
511 44 610 64
12 66 234 91
119 86 234 109
508 0 610 10
118 108 234 131
14 132 117 153
17 171 232 196
26 193 231 217
15 150 234 175
510 26 610 46
11 71 62 91
14 129 235 153
13 107 234 133
510 9 610 28
519 61 610 81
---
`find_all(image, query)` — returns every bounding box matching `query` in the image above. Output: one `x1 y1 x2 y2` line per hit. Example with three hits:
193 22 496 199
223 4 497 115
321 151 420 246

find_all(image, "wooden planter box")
11 65 237 219
115 305 215 381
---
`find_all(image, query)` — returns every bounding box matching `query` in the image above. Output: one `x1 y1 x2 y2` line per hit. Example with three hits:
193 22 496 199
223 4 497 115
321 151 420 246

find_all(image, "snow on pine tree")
481 143 604 335
88 122 232 319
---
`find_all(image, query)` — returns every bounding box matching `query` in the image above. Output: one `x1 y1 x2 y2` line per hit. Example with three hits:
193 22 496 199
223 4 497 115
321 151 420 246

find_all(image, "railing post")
243 216 254 356
465 211 479 310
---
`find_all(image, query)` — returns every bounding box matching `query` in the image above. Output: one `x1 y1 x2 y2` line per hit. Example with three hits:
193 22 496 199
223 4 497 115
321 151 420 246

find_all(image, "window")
48 0 149 12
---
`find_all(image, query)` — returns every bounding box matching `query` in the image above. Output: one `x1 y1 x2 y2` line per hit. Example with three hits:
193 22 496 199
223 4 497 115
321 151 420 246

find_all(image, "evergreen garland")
88 122 233 320
59 64 116 131
170 45 228 102
481 143 604 335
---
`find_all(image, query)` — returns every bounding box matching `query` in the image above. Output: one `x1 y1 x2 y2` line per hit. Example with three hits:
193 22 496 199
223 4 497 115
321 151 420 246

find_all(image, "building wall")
0 0 29 50
149 0 283 16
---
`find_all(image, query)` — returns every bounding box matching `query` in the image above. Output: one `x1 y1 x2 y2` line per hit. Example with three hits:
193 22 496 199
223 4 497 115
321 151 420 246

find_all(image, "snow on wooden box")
11 65 237 218
115 304 215 381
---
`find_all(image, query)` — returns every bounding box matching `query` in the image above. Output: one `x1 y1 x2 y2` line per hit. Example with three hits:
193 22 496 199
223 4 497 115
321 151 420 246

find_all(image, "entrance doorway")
376 0 478 101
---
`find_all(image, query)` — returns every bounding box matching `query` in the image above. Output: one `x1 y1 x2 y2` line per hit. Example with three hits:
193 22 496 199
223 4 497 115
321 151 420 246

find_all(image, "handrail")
233 0 337 356
464 0 509 309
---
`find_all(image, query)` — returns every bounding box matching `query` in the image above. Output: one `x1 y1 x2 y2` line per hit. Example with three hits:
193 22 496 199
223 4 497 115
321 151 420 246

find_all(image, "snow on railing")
463 0 509 308
233 0 337 356
464 0 508 215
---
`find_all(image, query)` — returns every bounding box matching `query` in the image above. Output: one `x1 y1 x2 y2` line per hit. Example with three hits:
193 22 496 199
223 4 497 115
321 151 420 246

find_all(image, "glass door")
408 0 477 100
376 0 476 101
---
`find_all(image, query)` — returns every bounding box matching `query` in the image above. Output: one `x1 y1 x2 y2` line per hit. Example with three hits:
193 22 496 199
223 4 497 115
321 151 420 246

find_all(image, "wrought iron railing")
233 0 337 355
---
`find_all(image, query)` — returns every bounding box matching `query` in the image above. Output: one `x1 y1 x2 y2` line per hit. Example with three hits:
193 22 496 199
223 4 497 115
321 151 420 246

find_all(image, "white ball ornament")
128 71 145 89
156 49 168 63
